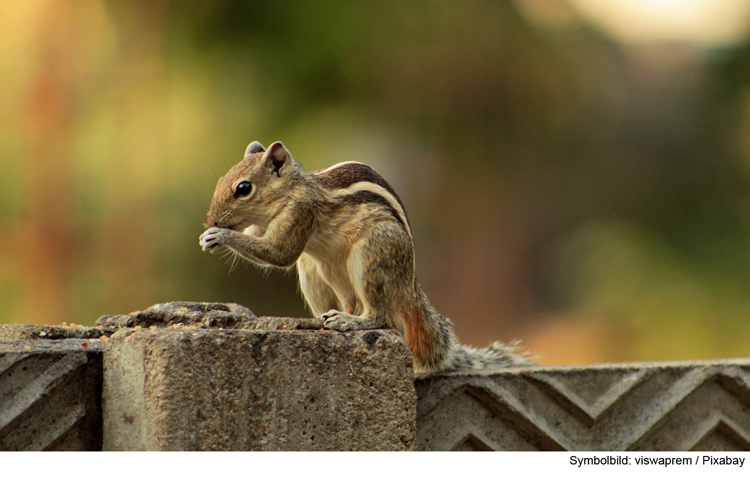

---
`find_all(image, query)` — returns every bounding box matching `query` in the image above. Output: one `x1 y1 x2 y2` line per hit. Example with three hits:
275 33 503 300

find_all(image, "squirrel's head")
204 141 303 230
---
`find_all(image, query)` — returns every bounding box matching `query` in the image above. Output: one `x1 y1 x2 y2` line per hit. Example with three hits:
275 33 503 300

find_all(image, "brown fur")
200 141 532 375
403 306 431 370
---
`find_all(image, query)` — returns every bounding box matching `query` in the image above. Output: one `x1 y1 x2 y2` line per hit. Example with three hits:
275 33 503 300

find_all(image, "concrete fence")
1 302 749 451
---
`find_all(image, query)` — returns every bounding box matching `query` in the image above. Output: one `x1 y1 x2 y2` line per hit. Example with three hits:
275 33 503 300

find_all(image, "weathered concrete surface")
0 323 118 342
6 301 749 452
103 327 417 451
0 337 105 450
1 302 415 451
96 301 257 329
415 359 750 451
0 302 253 451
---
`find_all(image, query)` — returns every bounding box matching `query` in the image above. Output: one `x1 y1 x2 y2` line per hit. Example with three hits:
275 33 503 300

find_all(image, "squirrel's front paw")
199 227 228 252
322 310 358 331
322 310 382 331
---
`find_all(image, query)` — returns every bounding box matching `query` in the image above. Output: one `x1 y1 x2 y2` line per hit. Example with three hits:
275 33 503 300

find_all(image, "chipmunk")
199 141 531 375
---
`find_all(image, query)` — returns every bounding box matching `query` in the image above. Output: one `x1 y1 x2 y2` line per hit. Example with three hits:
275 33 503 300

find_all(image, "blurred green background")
3 0 750 365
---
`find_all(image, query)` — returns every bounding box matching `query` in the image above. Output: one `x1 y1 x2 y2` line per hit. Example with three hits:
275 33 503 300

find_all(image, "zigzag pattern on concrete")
415 359 750 451
0 340 103 451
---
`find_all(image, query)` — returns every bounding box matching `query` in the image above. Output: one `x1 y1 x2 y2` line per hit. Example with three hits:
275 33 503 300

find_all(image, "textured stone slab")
0 338 105 451
415 359 750 451
0 323 118 341
103 327 416 451
96 301 257 329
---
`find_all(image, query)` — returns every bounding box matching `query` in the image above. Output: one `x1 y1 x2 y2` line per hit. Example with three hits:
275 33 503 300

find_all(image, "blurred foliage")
2 0 750 364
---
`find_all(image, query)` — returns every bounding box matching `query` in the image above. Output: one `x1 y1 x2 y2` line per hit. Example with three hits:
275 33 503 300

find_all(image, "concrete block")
415 359 750 451
103 327 417 451
0 302 252 451
0 337 105 450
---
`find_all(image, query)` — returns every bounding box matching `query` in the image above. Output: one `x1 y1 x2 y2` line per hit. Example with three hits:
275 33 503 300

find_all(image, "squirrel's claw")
199 227 224 252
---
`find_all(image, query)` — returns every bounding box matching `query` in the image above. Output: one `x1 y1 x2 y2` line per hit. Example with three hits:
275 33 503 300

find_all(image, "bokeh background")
3 0 750 365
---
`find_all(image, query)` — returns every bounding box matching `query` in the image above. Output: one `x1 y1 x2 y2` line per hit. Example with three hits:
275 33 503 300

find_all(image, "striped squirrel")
199 141 531 375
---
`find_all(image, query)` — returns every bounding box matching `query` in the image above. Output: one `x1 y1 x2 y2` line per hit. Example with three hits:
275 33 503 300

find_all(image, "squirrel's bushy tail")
415 293 534 375
445 340 533 372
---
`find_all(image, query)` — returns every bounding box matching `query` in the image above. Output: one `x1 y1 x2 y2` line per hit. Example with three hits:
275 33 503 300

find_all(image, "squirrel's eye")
235 181 253 198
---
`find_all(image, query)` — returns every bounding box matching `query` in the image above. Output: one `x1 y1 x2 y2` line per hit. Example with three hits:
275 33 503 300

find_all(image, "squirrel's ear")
245 141 266 156
263 141 291 176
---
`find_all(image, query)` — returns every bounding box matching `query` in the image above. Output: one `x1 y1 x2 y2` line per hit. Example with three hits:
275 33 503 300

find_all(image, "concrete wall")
1 302 749 451
415 360 750 451
0 334 105 450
